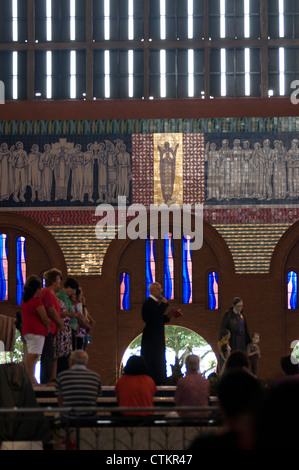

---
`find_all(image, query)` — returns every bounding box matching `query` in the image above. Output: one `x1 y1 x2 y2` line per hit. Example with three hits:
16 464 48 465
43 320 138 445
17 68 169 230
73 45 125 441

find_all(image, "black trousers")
40 333 54 384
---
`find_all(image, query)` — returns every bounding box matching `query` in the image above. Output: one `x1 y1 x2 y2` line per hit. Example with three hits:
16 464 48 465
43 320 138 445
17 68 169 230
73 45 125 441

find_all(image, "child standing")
247 332 261 376
217 329 231 372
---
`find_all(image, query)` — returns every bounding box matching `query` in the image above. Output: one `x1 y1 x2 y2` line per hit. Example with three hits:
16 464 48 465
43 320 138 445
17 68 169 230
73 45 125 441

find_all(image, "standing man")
141 282 174 385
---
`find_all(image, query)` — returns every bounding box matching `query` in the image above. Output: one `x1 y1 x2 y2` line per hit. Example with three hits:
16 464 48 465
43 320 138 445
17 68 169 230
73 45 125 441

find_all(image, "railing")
0 405 221 451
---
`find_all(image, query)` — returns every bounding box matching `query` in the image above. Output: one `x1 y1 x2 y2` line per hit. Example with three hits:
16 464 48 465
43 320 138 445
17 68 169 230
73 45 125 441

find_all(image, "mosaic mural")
1 117 299 275
0 135 132 206
0 132 205 207
0 120 298 207
205 133 299 205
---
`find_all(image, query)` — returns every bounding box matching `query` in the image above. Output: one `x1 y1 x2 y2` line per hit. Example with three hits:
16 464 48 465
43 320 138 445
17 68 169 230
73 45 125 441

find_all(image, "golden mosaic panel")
214 223 291 273
46 223 290 276
46 225 116 275
153 133 184 206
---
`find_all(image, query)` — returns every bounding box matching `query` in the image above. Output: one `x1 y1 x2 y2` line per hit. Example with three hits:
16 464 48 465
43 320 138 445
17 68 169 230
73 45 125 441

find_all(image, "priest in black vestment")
141 282 173 385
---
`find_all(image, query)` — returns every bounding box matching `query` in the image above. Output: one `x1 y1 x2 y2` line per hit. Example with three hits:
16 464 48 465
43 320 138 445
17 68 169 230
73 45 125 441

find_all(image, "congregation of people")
19 277 299 449
20 268 96 388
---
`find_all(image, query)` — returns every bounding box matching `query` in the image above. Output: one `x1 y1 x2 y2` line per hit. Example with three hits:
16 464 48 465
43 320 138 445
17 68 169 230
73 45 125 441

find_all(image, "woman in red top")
21 275 51 385
115 355 157 416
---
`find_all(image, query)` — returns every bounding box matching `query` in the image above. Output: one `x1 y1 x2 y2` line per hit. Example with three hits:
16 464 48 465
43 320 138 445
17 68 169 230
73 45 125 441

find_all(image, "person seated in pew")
55 350 101 418
115 355 157 416
174 354 210 418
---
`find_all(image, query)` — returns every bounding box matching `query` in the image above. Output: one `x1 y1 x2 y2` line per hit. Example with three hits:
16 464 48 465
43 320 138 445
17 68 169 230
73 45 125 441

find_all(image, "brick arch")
0 211 67 314
270 220 299 278
268 220 299 358
99 214 235 375
0 211 67 271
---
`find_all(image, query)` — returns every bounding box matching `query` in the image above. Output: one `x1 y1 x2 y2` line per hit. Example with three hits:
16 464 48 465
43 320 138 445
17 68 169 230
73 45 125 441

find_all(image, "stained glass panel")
0 234 8 301
208 271 219 310
120 272 130 310
16 236 26 305
182 235 192 304
287 270 298 309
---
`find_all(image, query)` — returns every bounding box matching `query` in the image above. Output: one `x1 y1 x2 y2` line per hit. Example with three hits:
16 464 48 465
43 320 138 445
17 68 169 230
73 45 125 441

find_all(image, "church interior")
0 0 299 450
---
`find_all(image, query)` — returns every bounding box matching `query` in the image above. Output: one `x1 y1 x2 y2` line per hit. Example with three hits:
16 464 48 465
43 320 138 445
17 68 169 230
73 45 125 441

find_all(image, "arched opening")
0 212 67 314
120 326 217 383
100 216 234 384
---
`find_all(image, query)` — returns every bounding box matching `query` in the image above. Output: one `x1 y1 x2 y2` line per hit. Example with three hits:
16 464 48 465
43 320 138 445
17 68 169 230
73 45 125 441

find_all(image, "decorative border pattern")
5 206 299 225
183 133 205 205
1 116 299 136
131 134 154 206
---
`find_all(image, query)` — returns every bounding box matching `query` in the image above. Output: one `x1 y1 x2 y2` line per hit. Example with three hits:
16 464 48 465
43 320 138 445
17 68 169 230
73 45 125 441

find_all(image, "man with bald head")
55 350 101 417
140 282 173 385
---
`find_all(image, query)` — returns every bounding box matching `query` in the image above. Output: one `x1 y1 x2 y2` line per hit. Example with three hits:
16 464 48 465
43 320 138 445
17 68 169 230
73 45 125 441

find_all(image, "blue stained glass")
288 271 298 309
146 236 155 298
164 233 174 300
120 272 130 310
0 234 8 301
208 271 219 310
182 236 192 304
16 237 26 305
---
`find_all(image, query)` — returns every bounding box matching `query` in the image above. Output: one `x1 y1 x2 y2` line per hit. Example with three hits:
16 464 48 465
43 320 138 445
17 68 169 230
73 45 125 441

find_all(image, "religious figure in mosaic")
205 142 220 200
6 144 15 201
0 143 10 201
116 140 131 202
262 139 274 200
12 141 28 203
249 142 264 200
53 141 73 201
273 140 287 199
242 140 252 199
39 144 54 202
83 143 95 203
219 139 232 200
287 139 299 198
106 140 118 203
158 138 179 205
96 142 108 203
28 144 41 202
293 148 299 197
231 139 243 199
70 144 85 203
